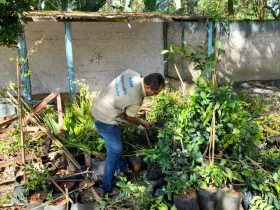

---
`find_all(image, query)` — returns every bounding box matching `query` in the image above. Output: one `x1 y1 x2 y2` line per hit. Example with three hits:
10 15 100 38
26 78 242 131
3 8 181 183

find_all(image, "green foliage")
150 195 170 210
114 176 154 209
121 123 139 142
147 87 187 123
143 0 157 11
43 108 60 134
145 0 177 13
237 90 269 117
0 0 34 47
0 127 44 156
237 161 280 209
257 112 280 137
35 0 106 11
249 196 274 210
234 0 273 20
195 0 227 19
24 161 49 193
214 85 264 158
62 81 104 155
162 42 224 80
97 0 180 13
164 171 193 199
98 0 144 12
193 0 275 20
144 78 267 197
193 160 233 188
261 147 280 172
42 81 104 155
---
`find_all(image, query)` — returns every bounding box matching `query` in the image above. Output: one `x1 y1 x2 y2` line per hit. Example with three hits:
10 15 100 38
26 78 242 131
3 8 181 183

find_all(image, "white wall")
166 22 208 81
166 21 280 83
218 21 280 82
0 22 164 93
1 20 280 94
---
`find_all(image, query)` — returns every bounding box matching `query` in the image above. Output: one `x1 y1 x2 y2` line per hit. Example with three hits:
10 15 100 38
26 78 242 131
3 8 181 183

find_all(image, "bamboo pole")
65 187 70 210
16 58 26 182
174 63 186 95
6 91 81 170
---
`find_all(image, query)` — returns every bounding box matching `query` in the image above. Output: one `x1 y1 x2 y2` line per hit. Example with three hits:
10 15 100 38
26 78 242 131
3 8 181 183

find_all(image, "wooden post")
16 58 26 182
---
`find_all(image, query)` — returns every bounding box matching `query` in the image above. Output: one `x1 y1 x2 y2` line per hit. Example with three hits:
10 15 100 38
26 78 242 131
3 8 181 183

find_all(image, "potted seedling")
164 171 199 210
194 160 233 210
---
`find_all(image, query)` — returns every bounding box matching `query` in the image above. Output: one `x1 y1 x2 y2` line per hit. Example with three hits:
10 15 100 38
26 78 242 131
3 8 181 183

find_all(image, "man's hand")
141 120 151 128
126 115 152 128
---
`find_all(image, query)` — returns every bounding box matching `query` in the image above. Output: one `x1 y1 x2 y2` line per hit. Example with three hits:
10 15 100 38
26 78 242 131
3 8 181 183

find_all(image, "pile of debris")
0 89 104 209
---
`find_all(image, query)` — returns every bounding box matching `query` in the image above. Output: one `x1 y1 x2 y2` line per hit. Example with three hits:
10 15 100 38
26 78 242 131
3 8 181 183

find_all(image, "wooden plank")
56 93 64 133
0 89 60 133
0 153 41 168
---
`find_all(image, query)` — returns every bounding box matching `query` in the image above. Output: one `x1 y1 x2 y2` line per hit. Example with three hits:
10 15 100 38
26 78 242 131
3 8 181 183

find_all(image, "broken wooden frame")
0 89 81 170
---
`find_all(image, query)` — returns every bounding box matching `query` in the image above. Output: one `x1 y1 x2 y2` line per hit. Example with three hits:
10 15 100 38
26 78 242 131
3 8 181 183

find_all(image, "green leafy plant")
194 0 227 19
146 87 187 123
63 83 104 155
0 127 44 156
237 160 280 209
150 195 170 210
193 160 233 188
24 161 49 193
249 196 274 210
35 0 106 11
162 41 224 81
257 112 280 137
44 81 105 156
110 176 154 209
164 171 193 200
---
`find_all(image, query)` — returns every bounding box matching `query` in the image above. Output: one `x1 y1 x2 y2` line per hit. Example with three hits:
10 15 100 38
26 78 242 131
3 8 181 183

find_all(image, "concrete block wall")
166 22 208 81
1 20 280 94
166 21 280 84
0 22 164 94
218 21 280 83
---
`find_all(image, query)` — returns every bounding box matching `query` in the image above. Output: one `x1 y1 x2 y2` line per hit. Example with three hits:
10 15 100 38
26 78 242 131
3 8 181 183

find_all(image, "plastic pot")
44 195 67 210
126 155 146 176
12 176 27 205
146 166 164 180
26 202 44 210
91 159 105 174
0 98 16 117
44 200 67 210
77 201 99 210
216 189 242 210
242 191 254 210
174 188 200 210
27 192 48 210
76 187 102 210
196 187 218 210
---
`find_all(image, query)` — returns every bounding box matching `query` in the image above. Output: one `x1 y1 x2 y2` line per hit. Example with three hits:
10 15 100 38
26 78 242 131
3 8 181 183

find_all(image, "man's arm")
125 104 151 128
126 115 151 128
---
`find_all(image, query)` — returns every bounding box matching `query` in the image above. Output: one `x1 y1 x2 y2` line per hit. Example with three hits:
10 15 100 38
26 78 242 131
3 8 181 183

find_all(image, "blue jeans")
95 121 127 193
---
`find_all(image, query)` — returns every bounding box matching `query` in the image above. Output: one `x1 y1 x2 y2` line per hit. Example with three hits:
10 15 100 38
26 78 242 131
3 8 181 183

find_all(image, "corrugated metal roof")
24 11 210 22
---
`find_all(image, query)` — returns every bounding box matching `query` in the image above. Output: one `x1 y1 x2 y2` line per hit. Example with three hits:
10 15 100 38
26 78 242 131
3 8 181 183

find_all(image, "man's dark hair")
144 73 165 91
